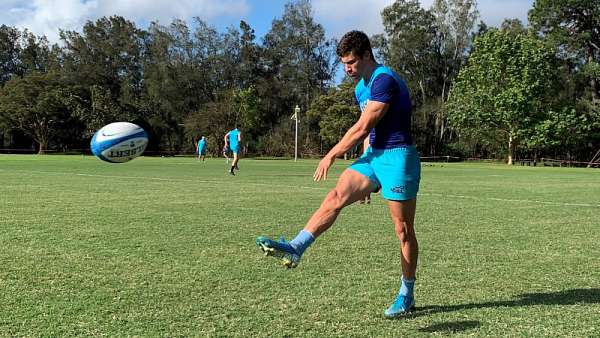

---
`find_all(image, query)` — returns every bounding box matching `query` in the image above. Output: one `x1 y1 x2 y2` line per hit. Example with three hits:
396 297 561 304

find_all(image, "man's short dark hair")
336 30 374 60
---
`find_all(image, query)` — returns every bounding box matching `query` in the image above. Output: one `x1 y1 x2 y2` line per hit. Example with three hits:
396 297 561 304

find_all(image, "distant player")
222 141 231 163
256 31 421 319
196 136 206 161
224 125 242 175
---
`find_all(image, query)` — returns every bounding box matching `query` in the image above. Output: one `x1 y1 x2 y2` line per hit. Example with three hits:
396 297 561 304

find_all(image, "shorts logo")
391 185 406 194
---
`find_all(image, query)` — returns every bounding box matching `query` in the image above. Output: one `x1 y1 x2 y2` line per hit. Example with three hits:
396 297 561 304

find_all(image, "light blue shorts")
230 144 239 154
348 145 421 201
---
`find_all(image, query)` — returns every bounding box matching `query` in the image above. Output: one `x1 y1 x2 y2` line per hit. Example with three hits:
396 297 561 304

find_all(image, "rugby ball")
91 122 148 163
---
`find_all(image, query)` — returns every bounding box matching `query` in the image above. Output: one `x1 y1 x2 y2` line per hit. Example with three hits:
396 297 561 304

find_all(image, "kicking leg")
304 169 375 237
257 169 376 268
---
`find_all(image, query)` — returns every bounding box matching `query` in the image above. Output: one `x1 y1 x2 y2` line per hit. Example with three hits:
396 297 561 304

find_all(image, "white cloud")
421 0 533 27
1 0 250 43
312 0 391 38
93 0 250 25
0 0 534 43
313 0 533 39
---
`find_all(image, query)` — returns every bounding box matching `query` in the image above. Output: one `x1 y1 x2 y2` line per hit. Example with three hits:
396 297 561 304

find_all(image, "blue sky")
2 0 535 43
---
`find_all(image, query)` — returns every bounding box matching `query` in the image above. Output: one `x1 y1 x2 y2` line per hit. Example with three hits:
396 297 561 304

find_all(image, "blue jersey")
198 138 206 151
354 65 413 149
228 129 240 148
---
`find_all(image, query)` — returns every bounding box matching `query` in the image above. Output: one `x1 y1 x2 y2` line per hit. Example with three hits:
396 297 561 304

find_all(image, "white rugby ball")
91 122 148 163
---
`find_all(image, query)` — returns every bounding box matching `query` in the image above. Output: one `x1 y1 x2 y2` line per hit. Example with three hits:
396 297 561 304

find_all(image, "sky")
1 0 536 44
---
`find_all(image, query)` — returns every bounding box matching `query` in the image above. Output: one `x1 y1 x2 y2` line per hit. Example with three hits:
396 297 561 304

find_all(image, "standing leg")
230 152 239 174
385 198 418 318
389 198 418 279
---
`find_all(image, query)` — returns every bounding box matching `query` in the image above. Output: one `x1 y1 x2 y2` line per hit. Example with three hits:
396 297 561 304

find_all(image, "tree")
377 0 479 155
142 19 199 152
306 81 359 153
238 20 262 88
60 16 146 130
447 29 557 164
19 30 52 74
260 0 337 154
529 0 600 161
0 25 22 86
184 89 239 155
378 0 437 104
431 0 479 100
0 71 79 154
526 107 594 158
529 0 600 102
263 0 336 114
430 0 479 149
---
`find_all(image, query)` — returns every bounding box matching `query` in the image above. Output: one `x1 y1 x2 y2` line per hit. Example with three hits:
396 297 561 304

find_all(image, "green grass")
1 154 599 337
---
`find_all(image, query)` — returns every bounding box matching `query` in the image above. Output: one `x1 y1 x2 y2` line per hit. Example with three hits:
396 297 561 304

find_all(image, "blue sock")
399 276 415 297
288 230 315 256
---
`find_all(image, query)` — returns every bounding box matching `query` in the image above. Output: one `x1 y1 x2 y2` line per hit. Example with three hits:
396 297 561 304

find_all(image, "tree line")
0 0 598 164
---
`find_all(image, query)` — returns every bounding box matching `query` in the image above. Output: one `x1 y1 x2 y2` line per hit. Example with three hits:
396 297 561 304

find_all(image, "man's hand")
358 193 371 204
313 154 336 181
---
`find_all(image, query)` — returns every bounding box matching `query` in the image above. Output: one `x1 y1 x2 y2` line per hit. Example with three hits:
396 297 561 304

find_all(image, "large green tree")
529 0 600 102
0 25 22 86
60 16 146 131
306 81 359 157
447 29 557 164
261 0 337 154
377 0 478 155
0 71 80 154
142 19 203 151
378 0 437 104
529 0 600 161
263 0 336 107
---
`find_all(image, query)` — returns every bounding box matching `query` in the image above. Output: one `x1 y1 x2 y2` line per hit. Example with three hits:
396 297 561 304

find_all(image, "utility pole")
292 105 300 162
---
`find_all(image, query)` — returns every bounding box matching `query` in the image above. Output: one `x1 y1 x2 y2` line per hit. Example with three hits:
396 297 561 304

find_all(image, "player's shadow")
413 288 600 318
418 320 480 334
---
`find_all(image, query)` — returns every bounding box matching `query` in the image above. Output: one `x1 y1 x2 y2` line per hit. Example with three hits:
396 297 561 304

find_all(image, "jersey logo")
359 99 369 112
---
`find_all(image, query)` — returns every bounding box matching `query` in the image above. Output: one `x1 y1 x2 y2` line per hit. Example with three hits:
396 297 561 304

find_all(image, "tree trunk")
589 49 598 103
507 133 514 165
37 140 47 155
418 77 426 103
35 126 49 155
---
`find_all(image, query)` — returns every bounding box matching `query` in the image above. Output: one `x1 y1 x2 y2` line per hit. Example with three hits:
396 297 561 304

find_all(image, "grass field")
1 154 599 337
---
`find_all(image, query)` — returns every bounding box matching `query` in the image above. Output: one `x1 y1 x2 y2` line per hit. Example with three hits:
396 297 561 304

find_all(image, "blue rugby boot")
256 235 301 268
384 294 416 318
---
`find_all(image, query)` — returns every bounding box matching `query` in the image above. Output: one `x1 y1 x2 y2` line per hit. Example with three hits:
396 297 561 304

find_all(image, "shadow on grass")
413 288 600 318
418 320 480 334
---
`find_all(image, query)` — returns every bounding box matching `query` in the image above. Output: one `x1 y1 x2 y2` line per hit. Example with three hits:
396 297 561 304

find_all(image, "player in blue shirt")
196 136 206 161
256 31 421 318
224 125 242 175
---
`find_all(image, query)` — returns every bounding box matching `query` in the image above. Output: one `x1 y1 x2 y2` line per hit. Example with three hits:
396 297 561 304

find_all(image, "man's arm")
313 100 388 181
238 132 242 142
224 132 229 142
